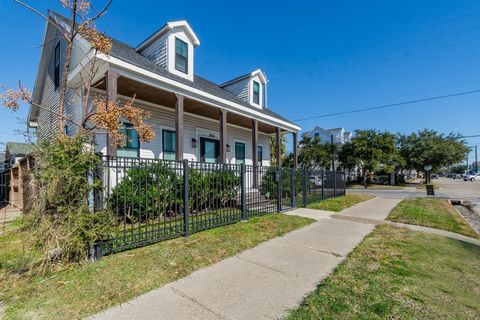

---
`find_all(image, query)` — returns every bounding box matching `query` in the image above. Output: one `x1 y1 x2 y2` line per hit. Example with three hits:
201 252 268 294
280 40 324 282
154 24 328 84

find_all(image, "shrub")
259 167 303 200
109 164 241 221
109 162 182 223
24 134 114 270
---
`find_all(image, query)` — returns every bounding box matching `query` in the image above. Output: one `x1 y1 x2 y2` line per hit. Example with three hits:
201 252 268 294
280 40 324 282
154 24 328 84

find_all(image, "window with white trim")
252 80 260 105
175 38 188 74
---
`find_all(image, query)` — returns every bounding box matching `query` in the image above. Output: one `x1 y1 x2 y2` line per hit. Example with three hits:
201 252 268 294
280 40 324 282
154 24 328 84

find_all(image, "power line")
293 89 480 121
268 8 480 75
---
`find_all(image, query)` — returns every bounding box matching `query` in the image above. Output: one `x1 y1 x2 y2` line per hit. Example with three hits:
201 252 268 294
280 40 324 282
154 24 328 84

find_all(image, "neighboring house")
28 11 300 167
4 142 35 168
0 152 5 171
304 127 352 144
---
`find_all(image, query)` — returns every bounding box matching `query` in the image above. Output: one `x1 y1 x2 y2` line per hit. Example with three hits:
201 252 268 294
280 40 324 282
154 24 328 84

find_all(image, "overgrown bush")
109 164 240 221
24 134 114 270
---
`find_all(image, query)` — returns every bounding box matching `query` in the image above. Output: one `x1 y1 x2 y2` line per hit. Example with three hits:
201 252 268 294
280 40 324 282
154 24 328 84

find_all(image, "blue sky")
0 0 479 159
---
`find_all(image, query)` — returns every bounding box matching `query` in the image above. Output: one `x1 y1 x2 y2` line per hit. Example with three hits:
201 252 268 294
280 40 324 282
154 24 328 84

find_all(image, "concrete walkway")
90 197 400 320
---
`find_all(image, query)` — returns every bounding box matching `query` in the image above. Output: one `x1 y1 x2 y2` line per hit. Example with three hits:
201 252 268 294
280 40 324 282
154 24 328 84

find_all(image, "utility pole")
475 145 478 173
466 154 469 173
330 134 335 171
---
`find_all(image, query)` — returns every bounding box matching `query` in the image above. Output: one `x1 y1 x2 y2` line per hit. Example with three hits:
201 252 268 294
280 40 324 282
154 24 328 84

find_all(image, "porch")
93 70 299 167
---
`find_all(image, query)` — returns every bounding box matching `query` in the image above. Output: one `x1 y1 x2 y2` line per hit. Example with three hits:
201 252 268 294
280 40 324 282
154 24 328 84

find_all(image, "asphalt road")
348 177 480 204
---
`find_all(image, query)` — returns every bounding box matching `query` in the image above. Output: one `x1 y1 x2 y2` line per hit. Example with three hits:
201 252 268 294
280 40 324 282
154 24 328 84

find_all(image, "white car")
464 173 480 181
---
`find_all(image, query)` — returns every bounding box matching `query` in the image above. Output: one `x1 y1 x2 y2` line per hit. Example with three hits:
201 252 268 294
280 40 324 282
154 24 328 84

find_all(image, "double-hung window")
235 142 245 165
175 38 188 73
117 123 139 158
252 81 260 105
162 129 176 160
54 43 60 89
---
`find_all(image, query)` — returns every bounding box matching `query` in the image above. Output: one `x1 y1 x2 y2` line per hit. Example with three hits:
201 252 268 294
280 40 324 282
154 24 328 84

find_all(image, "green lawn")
306 194 375 212
388 198 479 239
287 225 480 319
0 214 313 320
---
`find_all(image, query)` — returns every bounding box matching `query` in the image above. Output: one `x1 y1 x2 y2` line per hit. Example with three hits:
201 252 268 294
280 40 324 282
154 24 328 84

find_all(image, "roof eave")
98 53 300 132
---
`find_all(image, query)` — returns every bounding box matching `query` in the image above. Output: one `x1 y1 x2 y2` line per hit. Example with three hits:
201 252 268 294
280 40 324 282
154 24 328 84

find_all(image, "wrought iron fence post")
183 160 189 237
291 167 295 207
321 170 325 201
333 169 337 197
241 164 246 220
303 167 307 207
276 167 282 212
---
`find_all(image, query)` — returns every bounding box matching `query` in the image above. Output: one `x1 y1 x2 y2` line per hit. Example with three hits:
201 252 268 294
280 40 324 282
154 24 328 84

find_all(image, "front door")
200 137 220 163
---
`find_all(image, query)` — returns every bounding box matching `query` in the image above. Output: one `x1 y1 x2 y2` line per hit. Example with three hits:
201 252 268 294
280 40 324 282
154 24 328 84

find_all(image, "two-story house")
28 11 300 167
305 127 352 145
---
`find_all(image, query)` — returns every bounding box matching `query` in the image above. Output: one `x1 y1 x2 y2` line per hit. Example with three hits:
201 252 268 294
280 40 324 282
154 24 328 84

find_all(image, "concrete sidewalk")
89 198 400 320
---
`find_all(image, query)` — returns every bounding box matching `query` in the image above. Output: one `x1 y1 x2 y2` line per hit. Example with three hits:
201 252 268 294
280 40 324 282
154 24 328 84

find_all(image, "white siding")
96 98 271 165
36 29 64 144
37 31 90 142
221 77 249 103
138 35 168 68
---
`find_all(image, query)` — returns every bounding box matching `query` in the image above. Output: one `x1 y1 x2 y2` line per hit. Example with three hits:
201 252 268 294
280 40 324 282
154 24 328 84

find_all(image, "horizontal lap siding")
221 78 249 102
138 36 168 68
37 33 89 142
95 98 271 165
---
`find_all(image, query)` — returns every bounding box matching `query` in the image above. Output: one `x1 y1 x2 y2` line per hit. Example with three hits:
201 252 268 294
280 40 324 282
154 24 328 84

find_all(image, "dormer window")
253 81 260 105
175 38 188 74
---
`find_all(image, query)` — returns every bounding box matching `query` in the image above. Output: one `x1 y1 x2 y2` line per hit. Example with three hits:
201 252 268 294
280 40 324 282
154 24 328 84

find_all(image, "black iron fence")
0 169 9 205
95 156 346 255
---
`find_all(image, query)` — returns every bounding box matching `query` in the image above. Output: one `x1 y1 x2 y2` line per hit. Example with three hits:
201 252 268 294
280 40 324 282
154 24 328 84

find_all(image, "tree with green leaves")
397 129 470 179
337 129 398 187
297 135 336 170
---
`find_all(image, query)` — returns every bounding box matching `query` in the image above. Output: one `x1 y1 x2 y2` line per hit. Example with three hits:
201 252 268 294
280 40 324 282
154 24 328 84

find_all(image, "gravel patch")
453 204 480 234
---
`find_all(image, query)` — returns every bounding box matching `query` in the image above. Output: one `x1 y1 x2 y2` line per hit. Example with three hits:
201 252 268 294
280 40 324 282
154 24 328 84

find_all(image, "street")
348 177 480 204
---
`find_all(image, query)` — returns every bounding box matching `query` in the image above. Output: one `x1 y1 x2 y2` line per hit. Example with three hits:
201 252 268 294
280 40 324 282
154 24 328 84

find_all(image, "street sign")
426 184 435 196
424 165 432 172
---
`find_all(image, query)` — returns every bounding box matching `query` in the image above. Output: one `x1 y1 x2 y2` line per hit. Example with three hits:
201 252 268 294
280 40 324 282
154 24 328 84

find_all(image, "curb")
448 199 480 237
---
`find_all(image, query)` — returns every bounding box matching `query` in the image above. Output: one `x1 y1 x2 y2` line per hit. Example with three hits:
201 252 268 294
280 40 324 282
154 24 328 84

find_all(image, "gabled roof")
220 69 267 87
136 20 200 51
33 11 299 132
5 142 35 156
108 38 294 125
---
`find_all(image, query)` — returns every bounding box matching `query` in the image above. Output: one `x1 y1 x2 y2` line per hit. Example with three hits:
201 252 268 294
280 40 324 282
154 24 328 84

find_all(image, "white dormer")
136 20 200 81
220 69 267 109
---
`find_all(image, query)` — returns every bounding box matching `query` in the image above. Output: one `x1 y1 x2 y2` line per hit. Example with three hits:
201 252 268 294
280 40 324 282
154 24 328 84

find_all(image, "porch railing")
94 156 346 255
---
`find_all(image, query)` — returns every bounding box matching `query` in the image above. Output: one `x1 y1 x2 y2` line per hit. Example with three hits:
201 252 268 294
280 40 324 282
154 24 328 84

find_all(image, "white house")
304 127 352 145
28 11 300 167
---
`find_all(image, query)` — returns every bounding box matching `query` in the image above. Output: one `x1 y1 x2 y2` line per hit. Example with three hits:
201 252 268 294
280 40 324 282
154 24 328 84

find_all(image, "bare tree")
0 0 155 145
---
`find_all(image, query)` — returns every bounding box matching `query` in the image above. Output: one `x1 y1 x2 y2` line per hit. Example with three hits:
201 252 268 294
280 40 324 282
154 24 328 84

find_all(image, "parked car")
464 173 480 181
431 174 439 179
453 174 462 180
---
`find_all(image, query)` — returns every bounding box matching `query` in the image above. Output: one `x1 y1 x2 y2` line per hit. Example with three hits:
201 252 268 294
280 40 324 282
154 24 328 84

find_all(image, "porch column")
219 109 227 163
106 70 118 156
293 132 298 168
252 119 258 166
276 126 282 167
252 119 258 188
175 94 184 161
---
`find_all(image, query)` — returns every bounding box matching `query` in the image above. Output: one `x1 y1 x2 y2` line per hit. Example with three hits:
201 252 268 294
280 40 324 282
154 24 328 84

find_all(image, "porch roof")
106 37 299 131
